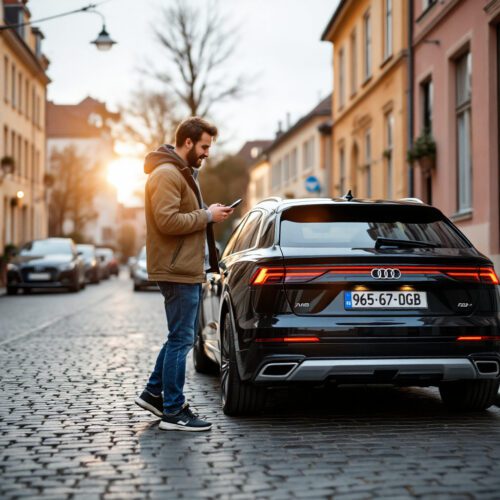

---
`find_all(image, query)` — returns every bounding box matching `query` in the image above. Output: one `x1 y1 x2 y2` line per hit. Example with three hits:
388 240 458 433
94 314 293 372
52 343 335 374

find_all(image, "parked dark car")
131 246 157 291
76 244 100 284
95 247 119 279
7 238 86 294
195 197 500 415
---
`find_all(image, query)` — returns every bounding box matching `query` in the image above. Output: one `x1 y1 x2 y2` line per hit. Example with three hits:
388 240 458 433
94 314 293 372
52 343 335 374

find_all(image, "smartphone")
228 198 243 209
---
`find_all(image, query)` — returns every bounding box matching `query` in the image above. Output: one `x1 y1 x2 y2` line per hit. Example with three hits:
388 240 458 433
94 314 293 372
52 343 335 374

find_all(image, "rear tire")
6 286 18 295
133 283 141 292
439 379 499 411
220 312 265 416
193 321 218 375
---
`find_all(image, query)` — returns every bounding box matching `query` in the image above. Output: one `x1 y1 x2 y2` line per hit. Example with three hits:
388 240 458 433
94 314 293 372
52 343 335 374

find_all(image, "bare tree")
48 146 100 237
152 0 245 117
117 87 180 153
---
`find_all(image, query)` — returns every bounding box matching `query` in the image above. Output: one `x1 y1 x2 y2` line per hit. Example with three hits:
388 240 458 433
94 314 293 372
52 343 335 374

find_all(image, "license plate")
344 291 428 309
28 272 51 281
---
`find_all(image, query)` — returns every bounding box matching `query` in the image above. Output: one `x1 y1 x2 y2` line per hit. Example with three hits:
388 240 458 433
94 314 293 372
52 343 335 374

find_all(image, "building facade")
322 0 409 201
411 0 500 268
248 95 332 205
0 0 50 252
46 97 120 247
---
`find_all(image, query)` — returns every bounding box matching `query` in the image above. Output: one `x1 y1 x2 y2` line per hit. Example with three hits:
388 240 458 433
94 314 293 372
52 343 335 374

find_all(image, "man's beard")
187 149 205 168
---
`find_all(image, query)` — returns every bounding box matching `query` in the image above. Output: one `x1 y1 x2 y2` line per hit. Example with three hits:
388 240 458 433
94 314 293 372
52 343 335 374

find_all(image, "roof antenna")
344 190 353 201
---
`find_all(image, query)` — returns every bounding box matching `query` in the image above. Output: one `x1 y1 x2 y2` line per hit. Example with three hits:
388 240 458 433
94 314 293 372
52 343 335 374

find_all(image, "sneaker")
159 404 212 432
135 389 163 417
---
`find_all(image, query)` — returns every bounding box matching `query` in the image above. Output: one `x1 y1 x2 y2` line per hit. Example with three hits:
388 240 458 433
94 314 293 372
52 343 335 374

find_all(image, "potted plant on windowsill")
407 130 436 174
1 156 15 174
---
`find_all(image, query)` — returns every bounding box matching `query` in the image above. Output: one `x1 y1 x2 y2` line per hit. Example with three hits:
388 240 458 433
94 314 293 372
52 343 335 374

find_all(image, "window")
338 47 345 108
222 214 249 258
24 140 29 179
3 126 8 156
385 113 394 199
31 144 35 183
31 87 35 124
456 52 472 212
363 12 372 80
339 146 346 195
3 57 8 102
18 73 22 114
422 79 433 133
384 0 393 59
271 161 282 190
232 211 262 253
279 205 470 249
283 154 290 186
350 30 357 94
365 129 372 197
25 80 29 118
11 64 16 108
17 135 22 177
303 137 315 172
290 148 298 182
11 131 15 158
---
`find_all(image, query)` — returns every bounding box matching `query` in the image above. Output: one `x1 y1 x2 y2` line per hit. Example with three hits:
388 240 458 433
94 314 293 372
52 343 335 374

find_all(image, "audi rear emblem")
370 268 401 280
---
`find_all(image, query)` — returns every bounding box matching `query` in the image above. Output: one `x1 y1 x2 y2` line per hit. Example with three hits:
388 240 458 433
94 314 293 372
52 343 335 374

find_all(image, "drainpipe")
407 0 415 197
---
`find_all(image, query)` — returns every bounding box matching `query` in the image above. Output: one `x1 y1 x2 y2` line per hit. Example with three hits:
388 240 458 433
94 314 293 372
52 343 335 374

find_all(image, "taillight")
251 267 285 285
457 336 500 341
444 266 499 284
255 336 320 343
250 265 500 285
479 267 499 285
250 266 334 285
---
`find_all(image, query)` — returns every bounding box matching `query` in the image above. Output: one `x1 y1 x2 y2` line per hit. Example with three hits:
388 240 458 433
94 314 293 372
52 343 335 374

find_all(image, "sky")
30 0 337 148
29 0 339 203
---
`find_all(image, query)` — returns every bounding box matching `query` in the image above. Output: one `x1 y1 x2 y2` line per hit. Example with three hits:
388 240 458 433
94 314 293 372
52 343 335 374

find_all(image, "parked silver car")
131 246 157 291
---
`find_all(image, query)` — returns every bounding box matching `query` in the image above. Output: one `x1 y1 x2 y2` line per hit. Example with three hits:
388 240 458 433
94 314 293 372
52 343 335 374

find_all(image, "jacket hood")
144 144 192 174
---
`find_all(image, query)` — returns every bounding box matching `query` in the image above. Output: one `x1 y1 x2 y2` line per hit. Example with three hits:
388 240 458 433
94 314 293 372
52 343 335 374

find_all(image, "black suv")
195 197 500 415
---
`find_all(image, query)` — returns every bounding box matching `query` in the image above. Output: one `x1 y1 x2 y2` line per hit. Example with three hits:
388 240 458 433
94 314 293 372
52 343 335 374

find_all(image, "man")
135 117 233 431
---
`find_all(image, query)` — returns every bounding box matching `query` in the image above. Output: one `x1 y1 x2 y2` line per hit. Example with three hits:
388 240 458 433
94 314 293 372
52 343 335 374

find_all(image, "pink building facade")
412 0 500 268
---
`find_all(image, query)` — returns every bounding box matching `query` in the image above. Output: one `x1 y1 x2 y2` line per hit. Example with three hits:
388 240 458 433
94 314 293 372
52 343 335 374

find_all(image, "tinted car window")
222 214 249 258
259 217 275 247
232 212 262 253
20 239 73 256
280 204 470 249
77 245 95 257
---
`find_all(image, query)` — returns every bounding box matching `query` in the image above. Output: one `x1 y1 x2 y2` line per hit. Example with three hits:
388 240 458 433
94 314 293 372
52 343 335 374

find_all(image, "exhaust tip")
475 360 500 376
259 362 298 378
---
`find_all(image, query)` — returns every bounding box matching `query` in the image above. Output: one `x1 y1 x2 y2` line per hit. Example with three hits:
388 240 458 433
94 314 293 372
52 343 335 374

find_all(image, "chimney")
286 112 291 130
276 120 283 138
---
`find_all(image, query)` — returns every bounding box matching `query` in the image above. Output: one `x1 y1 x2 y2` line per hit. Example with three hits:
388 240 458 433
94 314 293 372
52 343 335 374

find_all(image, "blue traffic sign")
305 175 321 193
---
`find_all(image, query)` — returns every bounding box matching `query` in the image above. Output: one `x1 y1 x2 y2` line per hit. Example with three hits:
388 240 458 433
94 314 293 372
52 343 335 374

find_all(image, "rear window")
279 204 470 249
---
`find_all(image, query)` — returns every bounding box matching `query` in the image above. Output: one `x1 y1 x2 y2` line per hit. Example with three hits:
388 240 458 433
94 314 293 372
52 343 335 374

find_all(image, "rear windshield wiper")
375 238 441 249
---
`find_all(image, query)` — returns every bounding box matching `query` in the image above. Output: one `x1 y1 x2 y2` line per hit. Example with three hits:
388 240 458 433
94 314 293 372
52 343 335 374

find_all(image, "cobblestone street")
1 274 500 499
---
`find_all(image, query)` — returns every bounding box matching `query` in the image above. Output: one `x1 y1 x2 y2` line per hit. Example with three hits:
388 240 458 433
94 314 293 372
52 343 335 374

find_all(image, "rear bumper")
254 356 500 383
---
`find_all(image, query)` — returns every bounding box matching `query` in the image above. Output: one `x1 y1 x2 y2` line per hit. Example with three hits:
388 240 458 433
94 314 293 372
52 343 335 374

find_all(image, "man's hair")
175 117 218 147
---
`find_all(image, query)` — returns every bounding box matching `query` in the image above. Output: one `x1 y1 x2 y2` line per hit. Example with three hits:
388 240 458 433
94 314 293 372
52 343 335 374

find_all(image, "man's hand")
208 203 234 223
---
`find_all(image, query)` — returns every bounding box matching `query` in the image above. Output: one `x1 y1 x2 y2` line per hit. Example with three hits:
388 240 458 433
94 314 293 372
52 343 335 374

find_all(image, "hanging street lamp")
0 2 117 51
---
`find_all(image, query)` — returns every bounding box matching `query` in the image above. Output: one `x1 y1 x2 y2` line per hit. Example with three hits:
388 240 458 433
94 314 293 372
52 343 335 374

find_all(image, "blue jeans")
146 282 202 414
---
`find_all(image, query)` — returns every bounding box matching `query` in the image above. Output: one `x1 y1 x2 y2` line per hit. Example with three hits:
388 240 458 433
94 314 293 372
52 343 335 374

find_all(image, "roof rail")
257 197 282 204
398 197 425 204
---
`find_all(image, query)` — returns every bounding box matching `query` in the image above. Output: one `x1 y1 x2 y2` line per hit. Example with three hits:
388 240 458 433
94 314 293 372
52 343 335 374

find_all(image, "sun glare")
107 157 144 205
